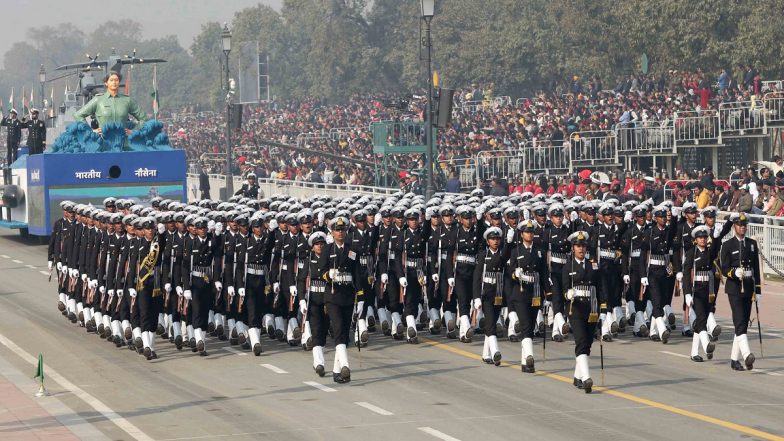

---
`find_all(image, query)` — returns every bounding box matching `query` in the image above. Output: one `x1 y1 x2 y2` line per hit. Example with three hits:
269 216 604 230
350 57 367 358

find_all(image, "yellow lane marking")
420 337 784 441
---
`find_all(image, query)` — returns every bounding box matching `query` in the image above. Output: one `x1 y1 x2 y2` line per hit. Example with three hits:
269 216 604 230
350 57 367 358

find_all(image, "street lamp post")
38 65 45 109
421 0 435 200
222 23 234 200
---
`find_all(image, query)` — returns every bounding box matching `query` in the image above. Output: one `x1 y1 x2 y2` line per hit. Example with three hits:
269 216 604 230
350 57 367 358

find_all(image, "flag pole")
34 353 48 397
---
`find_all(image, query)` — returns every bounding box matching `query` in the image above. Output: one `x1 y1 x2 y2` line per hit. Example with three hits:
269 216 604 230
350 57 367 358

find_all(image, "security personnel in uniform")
448 205 486 342
621 204 650 337
640 205 677 343
543 204 572 342
720 213 761 371
672 202 701 336
21 109 46 154
235 173 260 198
682 225 719 362
593 204 624 341
348 209 376 346
473 227 512 366
298 231 330 376
394 208 431 343
236 216 274 356
428 205 457 334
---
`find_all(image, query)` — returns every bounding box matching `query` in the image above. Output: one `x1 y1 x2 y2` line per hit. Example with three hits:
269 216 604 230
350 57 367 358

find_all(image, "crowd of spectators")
164 66 784 207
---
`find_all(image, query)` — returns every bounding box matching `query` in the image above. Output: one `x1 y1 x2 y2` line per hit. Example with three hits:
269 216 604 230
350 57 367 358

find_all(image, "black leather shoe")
682 329 694 337
241 342 251 350
706 342 715 360
238 333 247 345
207 322 215 333
134 337 143 351
58 301 66 312
314 365 325 377
610 321 619 334
660 330 670 344
407 327 417 339
465 327 475 339
493 351 502 366
482 358 493 364
433 318 442 332
744 354 755 371
582 378 593 393
602 334 613 342
196 340 205 353
199 350 208 356
151 351 158 359
144 347 152 360
509 335 520 342
690 355 703 362
381 320 391 335
230 337 239 346
175 335 183 350
156 324 165 335
253 343 262 356
190 338 197 352
711 325 722 339
650 334 661 342
552 334 564 342
68 312 77 323
524 355 535 372
340 366 351 383
396 323 405 337
124 327 133 340
367 315 376 328
573 377 582 388
333 373 347 384
731 360 745 371
667 313 676 326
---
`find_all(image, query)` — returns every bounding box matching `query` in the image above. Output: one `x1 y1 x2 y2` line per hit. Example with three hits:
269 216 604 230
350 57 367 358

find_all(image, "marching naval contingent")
46 177 764 391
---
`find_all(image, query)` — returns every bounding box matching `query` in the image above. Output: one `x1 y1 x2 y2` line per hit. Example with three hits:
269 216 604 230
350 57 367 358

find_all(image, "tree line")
2 0 783 111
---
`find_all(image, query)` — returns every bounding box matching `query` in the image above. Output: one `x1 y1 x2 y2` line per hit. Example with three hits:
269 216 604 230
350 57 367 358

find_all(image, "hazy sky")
1 0 282 60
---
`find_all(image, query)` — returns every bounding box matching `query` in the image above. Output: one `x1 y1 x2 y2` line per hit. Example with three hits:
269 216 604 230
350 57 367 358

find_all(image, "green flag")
34 353 44 382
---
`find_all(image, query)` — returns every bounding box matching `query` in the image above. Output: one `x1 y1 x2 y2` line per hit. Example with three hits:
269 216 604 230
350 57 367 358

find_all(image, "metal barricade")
568 131 619 167
475 149 525 183
762 93 784 126
461 100 485 113
718 100 767 137
438 157 477 190
616 121 675 154
762 80 783 93
522 140 572 174
673 112 721 146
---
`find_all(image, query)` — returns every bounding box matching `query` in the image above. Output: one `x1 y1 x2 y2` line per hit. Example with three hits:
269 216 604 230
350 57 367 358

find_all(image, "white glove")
714 228 722 239
81 273 88 282
623 275 631 284
62 265 69 275
99 286 105 294
676 272 683 282
685 294 693 306
544 299 552 308
238 288 246 297
599 313 607 322
215 281 223 291
228 286 235 296
108 289 115 298
672 207 682 217
214 222 223 235
399 277 408 287
90 279 98 289
374 215 382 226
472 298 482 310
755 295 762 306
356 301 365 314
273 282 280 293
157 223 166 234
289 285 297 296
425 211 432 221
152 241 160 252
475 207 485 218
207 220 216 231
326 234 334 244
448 277 455 287
164 283 171 293
432 274 439 283
506 228 515 243
117 289 123 297
299 299 307 314
269 219 278 231
70 268 78 278
734 268 745 279
56 262 62 271
381 273 388 284
183 290 192 300
514 268 524 280
641 277 649 286
566 289 575 300
128 288 137 298
317 212 325 224
570 211 579 222
176 286 183 296
48 261 53 270
328 269 338 280
624 211 633 223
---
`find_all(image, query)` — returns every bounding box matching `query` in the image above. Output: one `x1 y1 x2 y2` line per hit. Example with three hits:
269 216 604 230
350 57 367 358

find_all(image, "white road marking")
0 254 9 258
660 351 691 359
39 270 50 276
303 381 336 392
223 347 247 356
0 332 154 441
11 259 22 263
418 427 462 441
260 363 288 374
354 401 393 416
752 368 784 377
25 264 36 269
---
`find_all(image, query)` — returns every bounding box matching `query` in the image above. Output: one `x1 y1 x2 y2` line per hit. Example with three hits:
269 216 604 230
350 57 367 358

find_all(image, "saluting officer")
235 172 260 198
720 213 761 371
1 109 23 177
21 108 46 154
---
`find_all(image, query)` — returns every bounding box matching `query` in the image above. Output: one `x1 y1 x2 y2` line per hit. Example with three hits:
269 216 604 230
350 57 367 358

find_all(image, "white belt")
483 277 497 284
281 264 288 270
693 275 710 282
520 274 536 283
550 256 567 264
333 274 353 283
599 249 617 259
310 285 325 293
298 262 305 269
631 250 641 258
406 260 422 268
739 269 753 277
247 268 265 276
441 253 448 260
388 252 395 259
359 256 371 265
191 271 210 278
649 258 667 266
573 289 591 298
456 255 476 264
